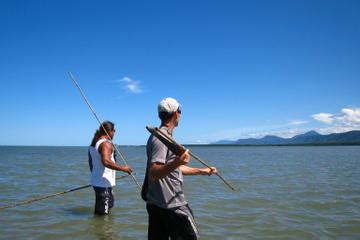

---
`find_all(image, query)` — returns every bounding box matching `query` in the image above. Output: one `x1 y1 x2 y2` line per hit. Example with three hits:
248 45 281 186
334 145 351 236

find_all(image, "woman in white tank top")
88 121 133 215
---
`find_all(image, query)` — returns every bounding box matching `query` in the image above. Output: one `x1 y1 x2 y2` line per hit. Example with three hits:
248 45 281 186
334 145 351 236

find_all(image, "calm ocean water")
0 146 359 239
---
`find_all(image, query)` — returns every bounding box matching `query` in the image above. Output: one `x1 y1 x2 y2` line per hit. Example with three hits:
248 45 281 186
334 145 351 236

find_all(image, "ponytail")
90 130 100 147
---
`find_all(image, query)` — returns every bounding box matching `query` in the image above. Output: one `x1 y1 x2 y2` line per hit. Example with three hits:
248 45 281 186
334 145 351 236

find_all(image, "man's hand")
201 167 217 176
173 149 190 167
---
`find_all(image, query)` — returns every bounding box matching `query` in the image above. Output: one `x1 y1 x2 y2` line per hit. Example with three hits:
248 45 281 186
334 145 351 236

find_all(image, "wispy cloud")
289 120 308 125
117 76 144 94
312 113 334 124
198 124 309 143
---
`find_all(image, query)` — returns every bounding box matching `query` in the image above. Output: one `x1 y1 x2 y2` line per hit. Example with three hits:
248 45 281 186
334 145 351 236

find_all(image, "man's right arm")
149 149 190 181
99 142 133 174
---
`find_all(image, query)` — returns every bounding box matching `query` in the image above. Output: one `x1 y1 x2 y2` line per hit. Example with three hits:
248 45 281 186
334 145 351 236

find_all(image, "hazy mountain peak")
302 130 321 136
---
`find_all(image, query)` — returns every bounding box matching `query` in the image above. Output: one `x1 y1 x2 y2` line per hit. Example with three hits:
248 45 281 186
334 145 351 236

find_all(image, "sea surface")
0 146 359 239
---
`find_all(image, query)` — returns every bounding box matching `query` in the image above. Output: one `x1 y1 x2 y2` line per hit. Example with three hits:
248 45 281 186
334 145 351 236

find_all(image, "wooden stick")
146 126 236 191
68 72 141 190
0 175 129 210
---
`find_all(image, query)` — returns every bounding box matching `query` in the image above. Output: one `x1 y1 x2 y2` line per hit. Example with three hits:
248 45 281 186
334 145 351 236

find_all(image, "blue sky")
0 0 359 146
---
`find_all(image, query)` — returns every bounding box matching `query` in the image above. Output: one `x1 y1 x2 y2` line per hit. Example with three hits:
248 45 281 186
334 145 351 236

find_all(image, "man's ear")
172 112 179 121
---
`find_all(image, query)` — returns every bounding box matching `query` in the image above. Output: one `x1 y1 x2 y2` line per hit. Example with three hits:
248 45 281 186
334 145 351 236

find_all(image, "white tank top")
89 138 116 187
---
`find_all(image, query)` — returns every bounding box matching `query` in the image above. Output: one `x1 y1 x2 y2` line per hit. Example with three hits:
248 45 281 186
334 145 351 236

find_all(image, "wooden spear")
146 126 236 191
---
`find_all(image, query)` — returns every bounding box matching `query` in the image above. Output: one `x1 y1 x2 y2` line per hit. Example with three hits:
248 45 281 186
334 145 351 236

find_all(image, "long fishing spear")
0 175 129 210
68 72 141 190
146 126 236 191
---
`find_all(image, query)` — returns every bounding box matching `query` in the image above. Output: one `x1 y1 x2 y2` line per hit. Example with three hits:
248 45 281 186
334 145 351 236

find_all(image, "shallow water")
0 146 359 239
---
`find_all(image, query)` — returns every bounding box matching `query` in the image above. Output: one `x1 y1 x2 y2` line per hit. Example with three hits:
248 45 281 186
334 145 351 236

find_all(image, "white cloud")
117 76 143 94
289 120 308 125
312 113 334 124
312 107 360 133
338 108 360 125
270 108 360 138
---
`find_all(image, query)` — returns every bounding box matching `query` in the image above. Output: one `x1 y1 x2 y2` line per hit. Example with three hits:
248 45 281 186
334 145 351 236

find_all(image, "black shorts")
93 186 114 215
146 204 199 240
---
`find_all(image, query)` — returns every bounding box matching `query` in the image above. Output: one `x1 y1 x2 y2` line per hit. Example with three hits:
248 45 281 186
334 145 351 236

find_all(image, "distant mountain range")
214 130 360 145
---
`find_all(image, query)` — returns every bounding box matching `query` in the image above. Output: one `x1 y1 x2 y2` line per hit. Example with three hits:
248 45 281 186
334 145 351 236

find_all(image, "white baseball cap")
158 97 181 113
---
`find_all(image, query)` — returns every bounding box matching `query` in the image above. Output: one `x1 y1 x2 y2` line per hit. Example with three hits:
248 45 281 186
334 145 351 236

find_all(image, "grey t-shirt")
145 126 187 209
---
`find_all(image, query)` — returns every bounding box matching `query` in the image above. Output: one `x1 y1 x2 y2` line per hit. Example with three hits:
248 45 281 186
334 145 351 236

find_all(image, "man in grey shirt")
142 97 217 240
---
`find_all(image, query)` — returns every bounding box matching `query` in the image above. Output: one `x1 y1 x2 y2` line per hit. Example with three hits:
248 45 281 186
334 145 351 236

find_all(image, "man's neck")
161 122 175 132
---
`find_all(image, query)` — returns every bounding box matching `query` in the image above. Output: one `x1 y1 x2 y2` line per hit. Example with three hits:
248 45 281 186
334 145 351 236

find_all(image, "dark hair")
90 121 115 147
158 111 175 122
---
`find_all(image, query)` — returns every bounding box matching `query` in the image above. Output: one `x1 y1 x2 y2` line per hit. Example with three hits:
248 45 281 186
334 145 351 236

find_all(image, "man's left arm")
179 165 217 176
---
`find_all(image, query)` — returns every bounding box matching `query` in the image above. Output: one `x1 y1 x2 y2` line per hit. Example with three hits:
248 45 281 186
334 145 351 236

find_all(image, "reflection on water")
65 206 92 216
63 199 123 239
88 214 121 240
